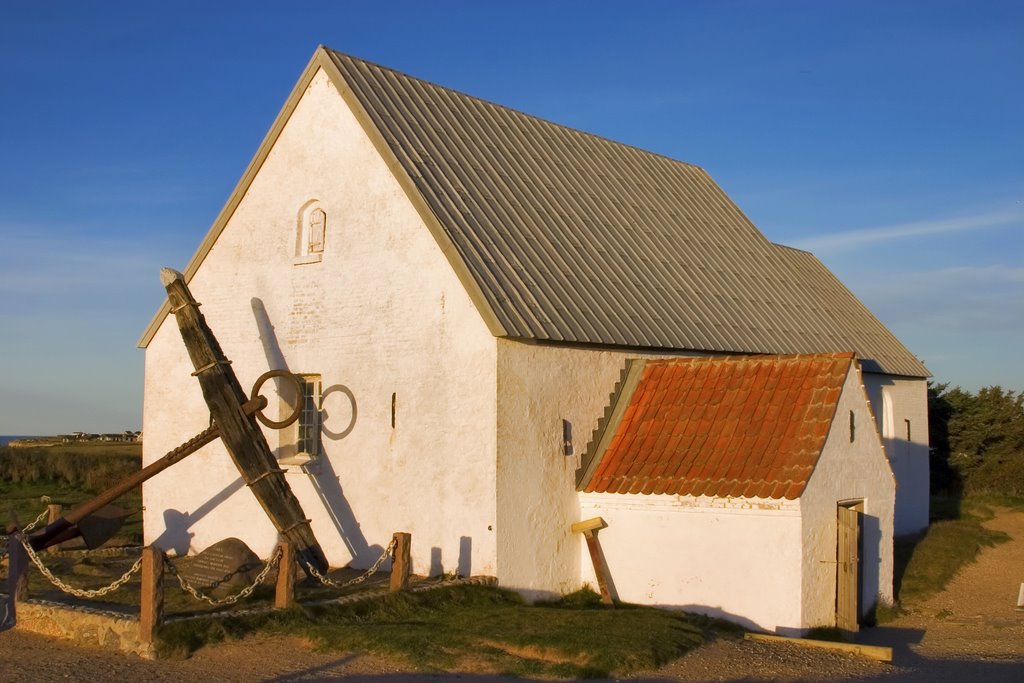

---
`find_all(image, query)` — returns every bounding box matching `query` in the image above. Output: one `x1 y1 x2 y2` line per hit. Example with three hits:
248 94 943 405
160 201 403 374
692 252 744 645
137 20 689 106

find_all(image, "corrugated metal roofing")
578 353 854 499
327 50 927 377
770 245 927 376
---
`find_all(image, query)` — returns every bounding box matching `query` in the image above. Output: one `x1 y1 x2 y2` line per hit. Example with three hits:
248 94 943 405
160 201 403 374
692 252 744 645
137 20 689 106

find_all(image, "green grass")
883 496 1014 619
156 585 706 678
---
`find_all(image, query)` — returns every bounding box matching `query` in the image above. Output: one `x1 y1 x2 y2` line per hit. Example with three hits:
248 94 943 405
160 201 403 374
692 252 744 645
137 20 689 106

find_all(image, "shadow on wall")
154 476 247 556
861 512 883 620
429 537 474 578
251 297 386 567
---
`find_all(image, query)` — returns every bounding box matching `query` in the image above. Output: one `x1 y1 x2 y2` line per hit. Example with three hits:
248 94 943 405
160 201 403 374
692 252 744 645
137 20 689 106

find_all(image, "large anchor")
25 269 328 576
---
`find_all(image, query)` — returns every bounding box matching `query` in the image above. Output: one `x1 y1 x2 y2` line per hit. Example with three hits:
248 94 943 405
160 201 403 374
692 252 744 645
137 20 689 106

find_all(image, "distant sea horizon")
0 435 45 447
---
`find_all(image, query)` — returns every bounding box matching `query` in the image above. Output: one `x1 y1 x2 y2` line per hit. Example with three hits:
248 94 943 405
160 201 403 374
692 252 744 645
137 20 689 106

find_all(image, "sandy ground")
2 511 1023 682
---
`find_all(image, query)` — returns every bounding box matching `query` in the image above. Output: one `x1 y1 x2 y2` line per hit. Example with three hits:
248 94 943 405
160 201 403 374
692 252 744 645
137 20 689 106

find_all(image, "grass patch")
157 585 705 678
0 443 141 492
893 496 1010 609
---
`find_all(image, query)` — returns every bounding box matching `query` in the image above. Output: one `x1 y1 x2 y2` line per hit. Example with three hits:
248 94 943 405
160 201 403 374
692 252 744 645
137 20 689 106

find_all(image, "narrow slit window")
904 418 911 442
849 410 855 443
391 392 396 429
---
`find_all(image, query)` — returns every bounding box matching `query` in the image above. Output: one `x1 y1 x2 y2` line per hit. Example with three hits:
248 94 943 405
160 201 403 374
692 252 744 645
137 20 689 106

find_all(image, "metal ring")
250 370 303 429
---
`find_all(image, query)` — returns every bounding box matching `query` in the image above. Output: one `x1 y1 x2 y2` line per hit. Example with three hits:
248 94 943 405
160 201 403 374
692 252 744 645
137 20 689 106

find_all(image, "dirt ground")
2 510 1023 682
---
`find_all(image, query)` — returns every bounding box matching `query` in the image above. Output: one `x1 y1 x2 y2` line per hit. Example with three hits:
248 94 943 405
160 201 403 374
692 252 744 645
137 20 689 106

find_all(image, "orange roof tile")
578 352 855 500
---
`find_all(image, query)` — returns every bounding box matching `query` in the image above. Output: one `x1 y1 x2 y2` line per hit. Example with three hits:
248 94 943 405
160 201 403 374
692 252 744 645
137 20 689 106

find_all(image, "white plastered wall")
494 340 695 598
142 68 498 577
578 493 804 633
799 364 896 628
862 373 929 535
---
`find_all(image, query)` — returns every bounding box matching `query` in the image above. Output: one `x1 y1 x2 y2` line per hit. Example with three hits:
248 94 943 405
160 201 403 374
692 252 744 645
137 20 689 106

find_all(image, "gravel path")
3 510 1024 682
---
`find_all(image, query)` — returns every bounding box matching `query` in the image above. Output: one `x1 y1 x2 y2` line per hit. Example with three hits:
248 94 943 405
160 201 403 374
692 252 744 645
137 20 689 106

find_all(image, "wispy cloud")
793 209 1024 252
848 262 1024 336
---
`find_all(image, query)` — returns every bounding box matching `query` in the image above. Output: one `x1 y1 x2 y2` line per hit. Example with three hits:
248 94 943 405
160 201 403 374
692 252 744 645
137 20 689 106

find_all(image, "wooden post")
7 516 28 605
275 540 296 609
390 532 411 592
161 268 328 576
139 546 164 644
571 517 614 606
7 533 29 605
583 532 614 606
46 504 63 554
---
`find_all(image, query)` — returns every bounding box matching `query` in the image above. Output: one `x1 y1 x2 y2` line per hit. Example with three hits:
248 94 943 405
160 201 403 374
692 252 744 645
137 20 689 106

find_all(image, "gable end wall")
142 68 498 576
800 364 896 629
862 373 930 535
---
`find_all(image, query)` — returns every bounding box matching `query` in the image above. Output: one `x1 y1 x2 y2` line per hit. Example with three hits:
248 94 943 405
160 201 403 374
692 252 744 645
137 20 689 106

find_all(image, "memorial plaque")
175 538 262 596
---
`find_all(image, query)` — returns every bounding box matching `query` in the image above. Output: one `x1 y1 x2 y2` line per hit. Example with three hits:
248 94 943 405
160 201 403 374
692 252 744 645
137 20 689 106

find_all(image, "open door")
836 502 863 638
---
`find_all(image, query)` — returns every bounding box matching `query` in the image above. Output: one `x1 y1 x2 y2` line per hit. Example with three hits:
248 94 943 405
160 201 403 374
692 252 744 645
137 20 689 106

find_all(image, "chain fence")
5 525 412 623
307 537 396 589
14 532 144 599
1 501 52 559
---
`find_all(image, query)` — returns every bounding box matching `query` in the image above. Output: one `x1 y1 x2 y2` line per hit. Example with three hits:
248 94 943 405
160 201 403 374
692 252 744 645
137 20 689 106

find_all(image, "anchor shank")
161 268 328 575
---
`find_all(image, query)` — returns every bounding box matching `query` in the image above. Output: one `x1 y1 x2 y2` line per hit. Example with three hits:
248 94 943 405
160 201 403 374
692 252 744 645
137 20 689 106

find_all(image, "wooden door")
836 504 860 636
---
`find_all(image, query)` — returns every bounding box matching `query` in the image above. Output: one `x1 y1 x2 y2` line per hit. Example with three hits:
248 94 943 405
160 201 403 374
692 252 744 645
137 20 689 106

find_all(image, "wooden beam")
744 633 893 662
571 518 614 606
571 517 607 534
161 268 328 575
275 540 296 609
390 532 411 592
139 546 164 644
582 531 614 606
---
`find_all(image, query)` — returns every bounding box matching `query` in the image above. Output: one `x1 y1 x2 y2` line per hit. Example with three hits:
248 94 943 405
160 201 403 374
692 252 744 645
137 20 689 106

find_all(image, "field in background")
1 441 143 542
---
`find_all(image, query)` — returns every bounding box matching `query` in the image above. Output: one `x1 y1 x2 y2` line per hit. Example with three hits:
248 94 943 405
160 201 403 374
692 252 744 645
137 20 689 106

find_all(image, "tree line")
929 383 1024 497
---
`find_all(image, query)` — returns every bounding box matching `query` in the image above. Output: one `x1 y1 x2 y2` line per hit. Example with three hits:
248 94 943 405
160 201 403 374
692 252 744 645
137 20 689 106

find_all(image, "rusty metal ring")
250 370 303 429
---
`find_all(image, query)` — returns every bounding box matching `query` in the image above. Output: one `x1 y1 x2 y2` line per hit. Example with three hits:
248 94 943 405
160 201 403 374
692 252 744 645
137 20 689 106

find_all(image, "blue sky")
1 1 1021 434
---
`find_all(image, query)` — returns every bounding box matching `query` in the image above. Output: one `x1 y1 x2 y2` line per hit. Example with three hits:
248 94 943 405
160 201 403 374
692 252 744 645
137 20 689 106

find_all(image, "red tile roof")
578 353 855 499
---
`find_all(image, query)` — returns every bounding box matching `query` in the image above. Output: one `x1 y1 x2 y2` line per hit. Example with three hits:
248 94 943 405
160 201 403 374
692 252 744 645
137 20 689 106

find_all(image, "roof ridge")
324 46 707 174
643 351 856 366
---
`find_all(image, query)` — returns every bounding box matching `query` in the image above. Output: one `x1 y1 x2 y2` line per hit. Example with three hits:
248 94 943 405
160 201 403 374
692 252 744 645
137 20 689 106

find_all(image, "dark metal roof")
328 50 927 377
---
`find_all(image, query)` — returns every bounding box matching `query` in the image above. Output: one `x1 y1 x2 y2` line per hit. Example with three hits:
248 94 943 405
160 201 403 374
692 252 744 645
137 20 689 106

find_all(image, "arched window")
295 200 326 264
307 208 326 254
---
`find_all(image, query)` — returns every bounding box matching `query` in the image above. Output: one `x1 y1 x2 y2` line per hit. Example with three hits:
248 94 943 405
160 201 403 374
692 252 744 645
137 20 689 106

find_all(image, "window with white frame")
295 374 321 458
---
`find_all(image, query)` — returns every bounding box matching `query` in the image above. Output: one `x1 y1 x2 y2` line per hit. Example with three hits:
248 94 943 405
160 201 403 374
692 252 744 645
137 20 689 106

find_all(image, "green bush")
929 383 1024 497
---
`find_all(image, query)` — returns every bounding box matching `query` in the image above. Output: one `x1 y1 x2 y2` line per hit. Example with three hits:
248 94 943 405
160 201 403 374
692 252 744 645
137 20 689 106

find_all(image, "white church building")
139 47 930 634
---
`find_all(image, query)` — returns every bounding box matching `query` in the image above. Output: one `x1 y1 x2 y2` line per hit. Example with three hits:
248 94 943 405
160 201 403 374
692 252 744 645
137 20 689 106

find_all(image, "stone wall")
14 599 153 658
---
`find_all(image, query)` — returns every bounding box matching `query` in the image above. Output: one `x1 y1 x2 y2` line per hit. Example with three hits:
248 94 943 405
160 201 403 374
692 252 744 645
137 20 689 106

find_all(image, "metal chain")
0 502 51 553
164 547 281 606
23 501 52 533
307 537 396 589
15 533 143 598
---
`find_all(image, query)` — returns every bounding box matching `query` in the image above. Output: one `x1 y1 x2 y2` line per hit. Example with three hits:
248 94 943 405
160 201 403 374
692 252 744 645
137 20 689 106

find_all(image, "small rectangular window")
297 375 321 457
